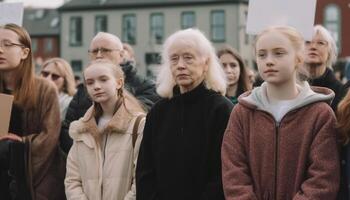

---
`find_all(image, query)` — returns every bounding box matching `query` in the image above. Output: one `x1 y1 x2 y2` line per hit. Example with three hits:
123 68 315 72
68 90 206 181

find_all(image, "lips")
94 92 105 97
308 53 318 56
264 69 278 74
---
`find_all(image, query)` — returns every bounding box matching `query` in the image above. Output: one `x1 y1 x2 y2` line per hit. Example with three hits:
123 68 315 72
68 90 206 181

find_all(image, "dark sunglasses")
41 71 61 81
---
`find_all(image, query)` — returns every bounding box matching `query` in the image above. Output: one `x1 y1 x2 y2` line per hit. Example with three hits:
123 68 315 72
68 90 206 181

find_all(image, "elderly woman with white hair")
136 28 233 200
305 25 344 110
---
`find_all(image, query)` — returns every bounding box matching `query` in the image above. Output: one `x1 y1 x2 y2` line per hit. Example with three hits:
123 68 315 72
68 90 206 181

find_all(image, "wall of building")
60 3 253 76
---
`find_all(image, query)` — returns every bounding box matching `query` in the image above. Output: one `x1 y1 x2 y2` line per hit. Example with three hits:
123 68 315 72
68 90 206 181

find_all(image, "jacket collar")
172 82 209 103
309 67 338 87
73 103 134 137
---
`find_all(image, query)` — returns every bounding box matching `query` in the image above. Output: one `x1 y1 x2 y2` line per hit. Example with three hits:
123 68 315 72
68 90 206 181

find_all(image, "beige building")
58 0 253 77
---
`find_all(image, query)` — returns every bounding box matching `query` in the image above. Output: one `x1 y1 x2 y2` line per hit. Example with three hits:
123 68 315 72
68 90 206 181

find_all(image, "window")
181 11 195 29
69 17 82 46
95 15 108 34
71 60 83 73
244 11 249 45
122 14 136 44
44 38 53 53
150 13 164 44
211 10 225 42
324 4 341 51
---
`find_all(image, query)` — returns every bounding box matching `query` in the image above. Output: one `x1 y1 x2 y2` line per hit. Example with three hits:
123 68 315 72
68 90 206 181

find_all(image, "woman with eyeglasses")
304 25 344 111
0 24 66 200
40 58 76 121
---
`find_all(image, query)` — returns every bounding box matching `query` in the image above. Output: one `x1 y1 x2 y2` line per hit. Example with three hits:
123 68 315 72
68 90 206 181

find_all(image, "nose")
176 57 186 70
93 82 101 90
265 54 274 67
96 50 104 59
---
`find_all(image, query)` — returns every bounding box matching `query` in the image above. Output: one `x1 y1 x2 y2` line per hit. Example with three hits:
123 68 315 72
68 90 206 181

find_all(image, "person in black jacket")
60 33 160 153
305 25 344 111
136 28 233 200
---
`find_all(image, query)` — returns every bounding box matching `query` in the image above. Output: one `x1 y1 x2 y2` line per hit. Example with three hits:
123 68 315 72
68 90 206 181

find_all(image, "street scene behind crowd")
1 0 350 199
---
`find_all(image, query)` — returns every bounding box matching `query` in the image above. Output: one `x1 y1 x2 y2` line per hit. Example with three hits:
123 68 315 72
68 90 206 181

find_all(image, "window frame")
181 11 196 29
122 14 137 45
210 10 226 42
69 16 83 46
150 13 164 45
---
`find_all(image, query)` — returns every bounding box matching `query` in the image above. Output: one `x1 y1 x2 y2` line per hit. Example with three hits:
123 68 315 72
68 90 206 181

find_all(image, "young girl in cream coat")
65 60 146 200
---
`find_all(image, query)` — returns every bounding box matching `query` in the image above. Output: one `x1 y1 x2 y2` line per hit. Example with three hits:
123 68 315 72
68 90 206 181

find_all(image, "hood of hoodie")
239 81 335 121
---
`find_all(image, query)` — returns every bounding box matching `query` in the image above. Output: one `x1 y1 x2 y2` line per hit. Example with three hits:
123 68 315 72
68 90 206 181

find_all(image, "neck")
2 71 17 91
100 95 118 117
266 79 299 103
226 84 238 97
306 63 327 79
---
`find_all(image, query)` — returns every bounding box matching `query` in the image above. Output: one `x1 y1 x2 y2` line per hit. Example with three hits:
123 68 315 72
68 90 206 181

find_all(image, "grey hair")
313 25 338 68
156 28 227 98
90 32 123 50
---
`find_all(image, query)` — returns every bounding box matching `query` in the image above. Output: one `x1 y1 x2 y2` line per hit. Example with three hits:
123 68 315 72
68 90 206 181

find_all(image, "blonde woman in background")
41 58 76 120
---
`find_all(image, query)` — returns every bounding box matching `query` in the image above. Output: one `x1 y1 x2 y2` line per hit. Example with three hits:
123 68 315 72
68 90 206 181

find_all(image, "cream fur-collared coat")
65 104 145 200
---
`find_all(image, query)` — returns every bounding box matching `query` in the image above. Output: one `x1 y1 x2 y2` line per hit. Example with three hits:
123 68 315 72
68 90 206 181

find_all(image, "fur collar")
70 103 134 140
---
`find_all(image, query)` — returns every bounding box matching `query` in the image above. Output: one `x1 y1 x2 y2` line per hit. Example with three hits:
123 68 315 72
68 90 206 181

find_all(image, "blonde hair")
0 24 37 110
312 25 338 68
83 60 145 120
254 26 309 81
41 57 77 96
157 28 227 98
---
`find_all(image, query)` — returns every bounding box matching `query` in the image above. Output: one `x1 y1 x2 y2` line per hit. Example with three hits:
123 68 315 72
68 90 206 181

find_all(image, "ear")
203 58 210 72
21 48 30 60
116 78 124 90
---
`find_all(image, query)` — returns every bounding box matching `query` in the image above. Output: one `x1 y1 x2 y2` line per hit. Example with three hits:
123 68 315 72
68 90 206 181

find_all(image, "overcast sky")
4 0 65 8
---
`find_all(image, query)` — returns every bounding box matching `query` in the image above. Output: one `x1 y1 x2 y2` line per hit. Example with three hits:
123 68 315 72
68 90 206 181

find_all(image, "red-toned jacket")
222 83 340 200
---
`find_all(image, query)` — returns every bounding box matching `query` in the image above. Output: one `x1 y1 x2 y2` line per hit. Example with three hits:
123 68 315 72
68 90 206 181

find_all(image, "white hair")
91 32 123 50
156 28 227 99
313 25 338 68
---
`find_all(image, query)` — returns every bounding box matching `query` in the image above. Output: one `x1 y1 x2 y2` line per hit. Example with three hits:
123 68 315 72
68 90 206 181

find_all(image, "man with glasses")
304 25 344 111
60 32 160 153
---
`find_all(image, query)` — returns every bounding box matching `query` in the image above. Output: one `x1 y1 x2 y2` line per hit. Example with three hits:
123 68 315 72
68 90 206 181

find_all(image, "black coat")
59 62 160 153
308 68 344 111
136 83 233 200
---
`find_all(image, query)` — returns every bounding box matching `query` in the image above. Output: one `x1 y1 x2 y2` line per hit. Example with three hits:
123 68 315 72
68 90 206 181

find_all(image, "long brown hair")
217 45 251 96
0 24 36 110
83 60 146 121
337 89 350 144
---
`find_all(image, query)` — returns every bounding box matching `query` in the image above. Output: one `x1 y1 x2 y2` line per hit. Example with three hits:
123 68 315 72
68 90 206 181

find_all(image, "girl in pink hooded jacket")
222 26 340 200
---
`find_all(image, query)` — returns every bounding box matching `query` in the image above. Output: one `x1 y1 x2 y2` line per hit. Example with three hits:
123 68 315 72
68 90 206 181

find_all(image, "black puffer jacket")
60 62 160 153
308 67 344 111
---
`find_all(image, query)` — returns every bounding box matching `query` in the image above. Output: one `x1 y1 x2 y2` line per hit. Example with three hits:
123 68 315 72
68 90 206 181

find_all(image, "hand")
0 133 23 142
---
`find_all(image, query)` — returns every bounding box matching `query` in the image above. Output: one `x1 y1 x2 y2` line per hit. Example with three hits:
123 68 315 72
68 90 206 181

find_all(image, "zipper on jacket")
101 134 109 199
274 122 280 200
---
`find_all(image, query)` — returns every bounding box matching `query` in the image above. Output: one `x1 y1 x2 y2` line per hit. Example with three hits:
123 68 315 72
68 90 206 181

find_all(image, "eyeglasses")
88 48 120 56
41 71 62 81
0 40 25 50
305 40 328 48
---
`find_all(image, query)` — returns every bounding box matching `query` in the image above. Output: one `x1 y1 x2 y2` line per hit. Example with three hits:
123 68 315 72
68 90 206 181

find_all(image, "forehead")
43 63 60 73
0 29 20 41
84 64 114 78
220 53 238 61
90 36 119 49
256 31 293 50
168 42 201 56
312 31 326 41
